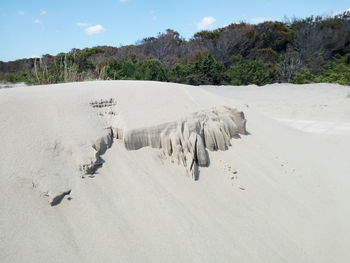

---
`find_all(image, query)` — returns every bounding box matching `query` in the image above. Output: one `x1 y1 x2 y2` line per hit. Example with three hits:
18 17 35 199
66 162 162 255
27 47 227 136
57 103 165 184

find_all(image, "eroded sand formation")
84 98 247 180
27 95 246 206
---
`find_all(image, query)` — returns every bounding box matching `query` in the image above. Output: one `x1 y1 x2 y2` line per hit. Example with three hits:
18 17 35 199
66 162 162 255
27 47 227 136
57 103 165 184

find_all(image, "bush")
0 70 34 84
138 59 167 81
290 69 315 84
105 57 139 80
226 56 277 85
314 54 350 85
167 64 189 83
186 53 225 85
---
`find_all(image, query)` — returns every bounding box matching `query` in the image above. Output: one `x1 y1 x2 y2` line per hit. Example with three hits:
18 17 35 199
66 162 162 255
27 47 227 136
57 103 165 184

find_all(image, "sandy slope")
0 81 349 263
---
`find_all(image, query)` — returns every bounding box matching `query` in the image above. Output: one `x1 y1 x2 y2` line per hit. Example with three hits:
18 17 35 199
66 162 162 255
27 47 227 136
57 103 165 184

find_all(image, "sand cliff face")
115 106 246 179
86 98 246 180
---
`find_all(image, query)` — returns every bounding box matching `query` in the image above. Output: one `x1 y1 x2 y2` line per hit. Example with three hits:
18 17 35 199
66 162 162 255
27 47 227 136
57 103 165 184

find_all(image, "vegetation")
2 12 350 86
226 56 278 85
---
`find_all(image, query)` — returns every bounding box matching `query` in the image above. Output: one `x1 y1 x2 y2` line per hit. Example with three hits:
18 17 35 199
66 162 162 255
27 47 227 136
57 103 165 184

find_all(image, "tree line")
1 11 350 86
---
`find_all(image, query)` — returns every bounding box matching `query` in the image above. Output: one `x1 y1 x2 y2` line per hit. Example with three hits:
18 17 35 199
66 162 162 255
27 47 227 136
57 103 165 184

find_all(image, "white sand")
0 81 349 263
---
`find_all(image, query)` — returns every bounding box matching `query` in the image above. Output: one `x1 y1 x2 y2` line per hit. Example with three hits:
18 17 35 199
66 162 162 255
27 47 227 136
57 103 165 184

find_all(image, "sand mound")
0 81 245 205
1 81 349 263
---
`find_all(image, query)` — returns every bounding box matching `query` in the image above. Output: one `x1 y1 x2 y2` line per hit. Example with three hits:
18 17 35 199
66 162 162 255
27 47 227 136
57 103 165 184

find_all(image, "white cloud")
85 24 105 35
32 19 42 24
40 10 47 15
250 17 274 24
17 11 25 15
77 22 89 27
196 16 216 30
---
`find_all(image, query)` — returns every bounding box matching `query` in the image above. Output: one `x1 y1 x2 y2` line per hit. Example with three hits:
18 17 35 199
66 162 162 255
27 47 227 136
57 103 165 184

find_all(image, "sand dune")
0 81 349 263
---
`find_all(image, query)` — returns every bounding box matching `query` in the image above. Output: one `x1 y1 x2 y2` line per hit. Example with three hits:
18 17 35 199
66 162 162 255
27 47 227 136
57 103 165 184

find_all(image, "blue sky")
0 0 349 61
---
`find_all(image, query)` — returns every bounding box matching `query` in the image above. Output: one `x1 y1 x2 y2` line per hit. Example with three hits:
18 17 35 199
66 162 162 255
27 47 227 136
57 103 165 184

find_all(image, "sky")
0 0 349 61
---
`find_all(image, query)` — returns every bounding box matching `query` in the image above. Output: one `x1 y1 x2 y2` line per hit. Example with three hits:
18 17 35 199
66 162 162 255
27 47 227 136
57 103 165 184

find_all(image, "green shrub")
290 69 315 84
225 56 277 86
138 59 167 81
186 53 225 85
0 70 35 84
167 64 189 83
314 54 350 85
105 57 139 80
